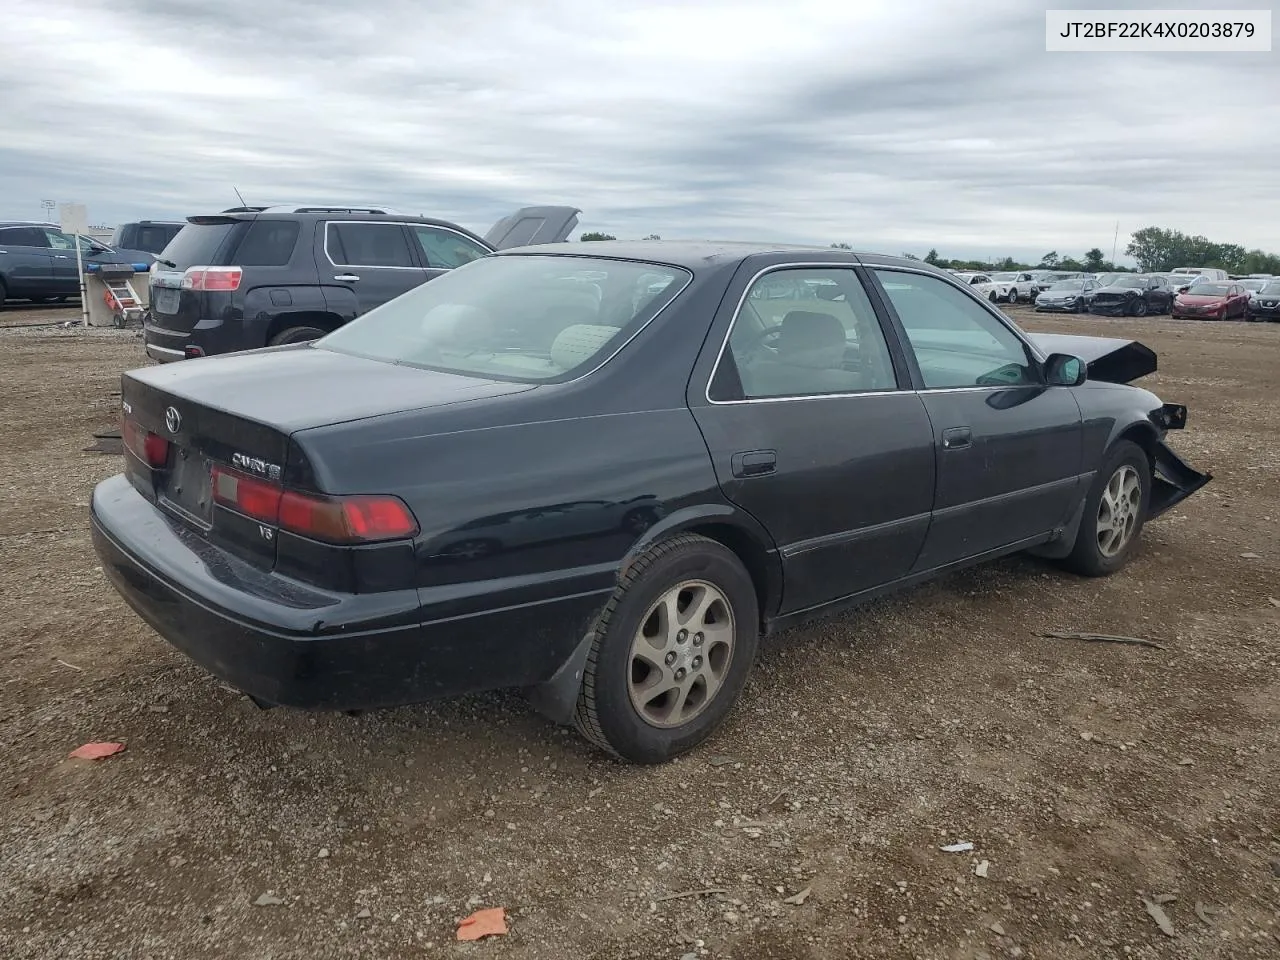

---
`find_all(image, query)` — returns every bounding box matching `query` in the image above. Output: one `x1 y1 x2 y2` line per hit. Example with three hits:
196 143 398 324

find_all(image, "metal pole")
1111 221 1119 265
73 232 89 327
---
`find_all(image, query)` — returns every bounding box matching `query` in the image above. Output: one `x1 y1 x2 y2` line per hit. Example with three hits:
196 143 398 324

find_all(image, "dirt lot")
1 302 1277 960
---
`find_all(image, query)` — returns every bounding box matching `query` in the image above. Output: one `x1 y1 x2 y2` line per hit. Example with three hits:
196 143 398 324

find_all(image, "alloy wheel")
1097 465 1142 558
627 580 735 728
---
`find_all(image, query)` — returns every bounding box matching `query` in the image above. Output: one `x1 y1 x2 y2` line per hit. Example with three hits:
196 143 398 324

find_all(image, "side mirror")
1044 353 1086 387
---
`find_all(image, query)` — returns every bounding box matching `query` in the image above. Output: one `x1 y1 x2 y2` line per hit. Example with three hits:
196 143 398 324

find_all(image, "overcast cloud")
4 0 1277 261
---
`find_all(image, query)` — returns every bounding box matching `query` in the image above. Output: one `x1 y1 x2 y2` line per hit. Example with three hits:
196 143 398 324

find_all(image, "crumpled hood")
1028 333 1157 384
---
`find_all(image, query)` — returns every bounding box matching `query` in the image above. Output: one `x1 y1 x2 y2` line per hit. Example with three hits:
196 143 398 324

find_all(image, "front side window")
42 230 75 250
714 268 898 400
318 255 687 383
874 270 1038 389
412 226 489 269
326 223 415 268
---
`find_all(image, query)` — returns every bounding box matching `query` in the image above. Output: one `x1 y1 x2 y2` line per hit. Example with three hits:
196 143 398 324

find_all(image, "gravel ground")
1 303 1277 960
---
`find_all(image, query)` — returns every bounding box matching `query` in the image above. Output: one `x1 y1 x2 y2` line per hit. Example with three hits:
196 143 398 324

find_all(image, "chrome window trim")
704 261 906 406
323 220 432 271
704 261 1050 406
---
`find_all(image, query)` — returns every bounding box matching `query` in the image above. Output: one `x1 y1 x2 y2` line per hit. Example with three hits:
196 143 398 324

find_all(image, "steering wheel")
737 323 784 359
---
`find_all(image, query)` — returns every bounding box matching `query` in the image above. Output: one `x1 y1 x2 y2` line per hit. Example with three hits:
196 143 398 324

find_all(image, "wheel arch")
622 504 782 629
265 310 345 344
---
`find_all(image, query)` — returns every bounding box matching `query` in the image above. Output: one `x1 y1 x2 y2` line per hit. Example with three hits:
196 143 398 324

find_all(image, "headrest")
550 324 619 371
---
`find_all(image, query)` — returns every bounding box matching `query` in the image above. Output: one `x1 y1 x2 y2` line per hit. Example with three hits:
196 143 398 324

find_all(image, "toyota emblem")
164 406 182 434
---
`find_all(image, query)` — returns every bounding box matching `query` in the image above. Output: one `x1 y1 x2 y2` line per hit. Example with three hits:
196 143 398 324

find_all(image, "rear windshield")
159 222 240 268
318 255 689 383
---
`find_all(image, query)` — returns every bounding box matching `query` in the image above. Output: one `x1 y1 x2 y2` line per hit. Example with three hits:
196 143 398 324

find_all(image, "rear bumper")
91 475 609 710
143 315 255 362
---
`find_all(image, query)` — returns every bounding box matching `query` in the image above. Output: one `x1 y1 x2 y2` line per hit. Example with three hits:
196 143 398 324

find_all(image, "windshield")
990 272 1017 281
1046 281 1086 291
1108 277 1145 289
1186 283 1229 296
318 255 689 383
1238 279 1266 291
1261 281 1280 295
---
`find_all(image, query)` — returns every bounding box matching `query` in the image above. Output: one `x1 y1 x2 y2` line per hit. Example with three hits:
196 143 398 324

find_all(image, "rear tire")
1060 440 1150 577
268 325 327 346
574 534 759 764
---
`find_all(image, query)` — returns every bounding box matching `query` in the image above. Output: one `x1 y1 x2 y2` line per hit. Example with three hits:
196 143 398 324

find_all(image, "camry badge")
164 406 182 434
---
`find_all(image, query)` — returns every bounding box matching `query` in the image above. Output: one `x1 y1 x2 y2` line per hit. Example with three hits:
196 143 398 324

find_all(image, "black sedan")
92 244 1210 763
1088 275 1175 317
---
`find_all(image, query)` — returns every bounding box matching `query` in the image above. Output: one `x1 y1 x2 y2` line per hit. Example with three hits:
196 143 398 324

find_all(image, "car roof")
491 239 943 274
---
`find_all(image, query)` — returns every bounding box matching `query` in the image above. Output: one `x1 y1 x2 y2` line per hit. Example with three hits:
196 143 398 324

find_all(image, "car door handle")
54 254 71 259
941 427 972 450
731 449 776 478
334 273 360 282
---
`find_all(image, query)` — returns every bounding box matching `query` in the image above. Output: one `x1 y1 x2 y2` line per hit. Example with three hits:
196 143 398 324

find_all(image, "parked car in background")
143 204 580 361
1034 277 1100 312
1245 279 1280 321
93 242 1209 762
1171 281 1251 320
1088 275 1174 317
1164 273 1207 293
0 223 127 304
111 220 184 256
988 271 1039 303
1236 278 1269 304
1170 267 1228 281
953 272 1000 301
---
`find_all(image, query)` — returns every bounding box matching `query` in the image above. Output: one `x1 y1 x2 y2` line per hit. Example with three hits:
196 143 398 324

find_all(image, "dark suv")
142 204 580 362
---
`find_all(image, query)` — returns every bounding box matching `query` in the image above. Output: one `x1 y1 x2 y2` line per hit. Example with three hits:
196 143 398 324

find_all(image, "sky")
4 0 1277 264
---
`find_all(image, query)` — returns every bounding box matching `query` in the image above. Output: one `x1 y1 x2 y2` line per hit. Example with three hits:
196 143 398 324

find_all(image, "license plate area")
158 449 213 528
153 287 181 314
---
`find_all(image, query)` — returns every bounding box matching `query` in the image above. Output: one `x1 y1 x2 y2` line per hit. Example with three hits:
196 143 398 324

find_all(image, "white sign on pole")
58 203 91 326
58 202 88 235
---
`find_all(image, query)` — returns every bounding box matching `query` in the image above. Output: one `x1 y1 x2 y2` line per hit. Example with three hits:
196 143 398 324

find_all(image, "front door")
689 264 936 615
868 268 1084 570
320 221 429 317
407 224 492 282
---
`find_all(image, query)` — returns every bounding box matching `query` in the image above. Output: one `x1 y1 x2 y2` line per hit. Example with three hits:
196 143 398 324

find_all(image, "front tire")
1061 440 1150 577
574 534 759 763
1130 298 1149 317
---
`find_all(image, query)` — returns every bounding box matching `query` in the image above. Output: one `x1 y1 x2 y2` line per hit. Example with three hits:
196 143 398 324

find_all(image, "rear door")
321 221 429 315
868 268 1084 570
484 206 581 250
689 262 935 615
0 226 53 297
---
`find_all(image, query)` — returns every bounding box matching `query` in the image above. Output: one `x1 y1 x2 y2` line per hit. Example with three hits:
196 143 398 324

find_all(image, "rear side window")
160 223 240 268
0 227 47 247
327 223 415 268
411 226 488 269
231 220 300 266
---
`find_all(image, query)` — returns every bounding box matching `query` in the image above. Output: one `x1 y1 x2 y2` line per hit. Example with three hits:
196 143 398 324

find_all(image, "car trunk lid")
483 206 581 250
121 346 534 568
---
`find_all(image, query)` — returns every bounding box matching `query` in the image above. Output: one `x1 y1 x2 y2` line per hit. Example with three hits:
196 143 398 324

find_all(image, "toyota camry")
92 243 1210 763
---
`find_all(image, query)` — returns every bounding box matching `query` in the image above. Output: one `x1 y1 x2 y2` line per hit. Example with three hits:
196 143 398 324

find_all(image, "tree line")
582 227 1279 277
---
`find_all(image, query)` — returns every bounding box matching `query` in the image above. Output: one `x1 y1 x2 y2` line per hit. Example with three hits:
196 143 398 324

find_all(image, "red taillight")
181 266 242 291
122 418 170 467
211 466 417 544
211 466 281 524
279 491 418 544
